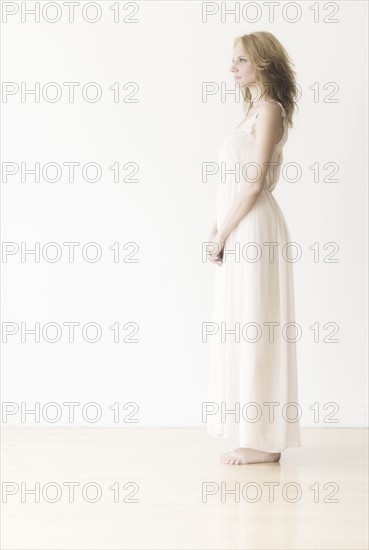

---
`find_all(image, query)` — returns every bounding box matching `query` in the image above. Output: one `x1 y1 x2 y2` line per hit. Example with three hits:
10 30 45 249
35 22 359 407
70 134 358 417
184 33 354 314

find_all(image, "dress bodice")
218 100 288 194
215 100 288 228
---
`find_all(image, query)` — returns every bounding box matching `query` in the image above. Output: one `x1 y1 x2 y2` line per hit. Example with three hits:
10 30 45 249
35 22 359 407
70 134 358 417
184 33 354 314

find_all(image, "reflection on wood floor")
1 427 368 549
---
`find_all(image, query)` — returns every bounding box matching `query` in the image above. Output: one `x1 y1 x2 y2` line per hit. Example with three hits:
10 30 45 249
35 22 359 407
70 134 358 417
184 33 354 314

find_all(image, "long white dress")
206 100 302 453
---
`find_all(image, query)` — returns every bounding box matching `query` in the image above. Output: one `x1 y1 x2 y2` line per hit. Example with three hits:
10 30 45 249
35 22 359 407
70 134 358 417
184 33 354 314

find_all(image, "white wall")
1 1 367 427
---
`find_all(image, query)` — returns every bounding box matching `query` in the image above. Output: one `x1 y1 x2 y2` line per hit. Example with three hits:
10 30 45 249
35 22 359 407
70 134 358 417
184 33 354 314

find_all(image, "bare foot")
221 447 281 465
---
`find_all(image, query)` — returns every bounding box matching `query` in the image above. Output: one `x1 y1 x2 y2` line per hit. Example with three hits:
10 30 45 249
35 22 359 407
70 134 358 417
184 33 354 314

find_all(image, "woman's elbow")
249 180 265 197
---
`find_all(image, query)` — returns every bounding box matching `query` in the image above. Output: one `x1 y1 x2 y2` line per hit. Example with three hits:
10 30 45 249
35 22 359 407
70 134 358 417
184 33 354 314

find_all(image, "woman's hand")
207 228 226 267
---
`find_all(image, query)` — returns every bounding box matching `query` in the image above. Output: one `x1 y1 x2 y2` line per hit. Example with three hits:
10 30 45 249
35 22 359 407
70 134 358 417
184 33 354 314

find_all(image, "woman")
206 32 302 465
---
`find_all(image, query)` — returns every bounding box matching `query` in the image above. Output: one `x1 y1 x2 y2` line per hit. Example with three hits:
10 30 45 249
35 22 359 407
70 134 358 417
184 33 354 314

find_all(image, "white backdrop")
1 1 367 427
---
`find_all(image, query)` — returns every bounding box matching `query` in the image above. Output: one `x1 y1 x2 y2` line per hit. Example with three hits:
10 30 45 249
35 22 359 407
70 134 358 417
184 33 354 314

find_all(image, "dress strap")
237 100 287 146
245 99 286 122
236 110 259 129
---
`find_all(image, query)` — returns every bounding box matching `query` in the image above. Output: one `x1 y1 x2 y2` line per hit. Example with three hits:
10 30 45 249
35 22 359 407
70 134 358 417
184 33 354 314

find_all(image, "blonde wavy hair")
234 31 298 129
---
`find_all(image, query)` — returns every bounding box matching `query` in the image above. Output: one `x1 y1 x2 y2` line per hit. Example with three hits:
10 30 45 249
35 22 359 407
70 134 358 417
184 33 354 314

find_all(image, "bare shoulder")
255 101 284 145
258 100 283 120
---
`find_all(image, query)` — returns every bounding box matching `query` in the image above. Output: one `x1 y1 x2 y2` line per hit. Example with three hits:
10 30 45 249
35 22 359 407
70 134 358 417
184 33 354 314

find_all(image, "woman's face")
230 43 258 90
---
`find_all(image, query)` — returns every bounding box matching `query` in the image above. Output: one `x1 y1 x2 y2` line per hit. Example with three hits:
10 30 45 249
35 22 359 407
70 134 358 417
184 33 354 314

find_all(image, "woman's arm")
215 102 284 243
207 220 223 266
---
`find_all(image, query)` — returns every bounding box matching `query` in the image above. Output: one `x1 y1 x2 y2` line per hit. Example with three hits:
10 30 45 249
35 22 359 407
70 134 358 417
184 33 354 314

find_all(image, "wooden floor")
1 427 368 549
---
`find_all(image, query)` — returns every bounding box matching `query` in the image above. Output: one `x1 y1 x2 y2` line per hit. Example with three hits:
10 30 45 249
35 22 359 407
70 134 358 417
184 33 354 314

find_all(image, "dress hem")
206 431 301 453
